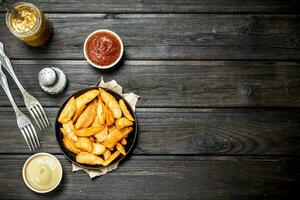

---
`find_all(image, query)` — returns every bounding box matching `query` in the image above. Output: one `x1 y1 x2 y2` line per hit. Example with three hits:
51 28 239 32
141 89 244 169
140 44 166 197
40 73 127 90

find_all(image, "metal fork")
0 60 40 151
0 42 50 130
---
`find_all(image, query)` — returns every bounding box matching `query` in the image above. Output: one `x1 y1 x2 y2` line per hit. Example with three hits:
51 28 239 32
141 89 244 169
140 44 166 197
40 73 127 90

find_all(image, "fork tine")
20 128 32 151
23 127 35 150
29 124 40 147
28 109 42 130
31 107 45 129
34 105 47 129
24 126 37 149
37 103 50 127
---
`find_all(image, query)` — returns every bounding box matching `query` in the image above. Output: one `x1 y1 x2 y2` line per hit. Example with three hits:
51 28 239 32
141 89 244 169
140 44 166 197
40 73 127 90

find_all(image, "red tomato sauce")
86 32 121 66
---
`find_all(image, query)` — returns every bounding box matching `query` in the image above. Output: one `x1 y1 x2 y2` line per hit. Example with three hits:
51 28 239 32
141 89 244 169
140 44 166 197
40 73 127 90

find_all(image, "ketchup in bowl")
85 30 123 68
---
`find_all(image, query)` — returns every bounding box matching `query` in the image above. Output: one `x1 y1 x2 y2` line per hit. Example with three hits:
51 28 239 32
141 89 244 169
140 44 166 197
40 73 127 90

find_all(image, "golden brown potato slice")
91 143 106 155
119 99 134 121
121 138 127 145
75 89 99 111
115 117 134 129
103 151 120 166
75 99 97 129
103 149 111 160
75 137 93 152
62 121 78 142
116 143 126 156
76 152 104 165
99 88 122 119
104 127 133 149
91 116 101 128
75 126 105 137
58 97 76 123
94 125 108 142
108 125 117 133
72 105 86 123
97 96 106 125
103 104 115 126
63 136 81 154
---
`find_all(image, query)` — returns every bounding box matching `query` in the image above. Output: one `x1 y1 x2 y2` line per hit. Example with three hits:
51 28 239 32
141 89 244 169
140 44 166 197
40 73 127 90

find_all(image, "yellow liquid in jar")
10 6 37 33
6 3 52 46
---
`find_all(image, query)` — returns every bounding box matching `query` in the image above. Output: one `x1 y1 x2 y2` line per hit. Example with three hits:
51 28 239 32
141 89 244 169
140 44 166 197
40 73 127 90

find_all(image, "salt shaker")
38 67 67 94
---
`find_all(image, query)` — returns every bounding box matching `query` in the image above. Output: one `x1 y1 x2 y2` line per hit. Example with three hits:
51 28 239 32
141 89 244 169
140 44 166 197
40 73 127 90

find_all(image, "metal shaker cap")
38 67 67 94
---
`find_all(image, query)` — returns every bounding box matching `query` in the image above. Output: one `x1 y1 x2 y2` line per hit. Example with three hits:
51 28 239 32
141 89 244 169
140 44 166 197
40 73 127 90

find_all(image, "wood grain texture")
0 60 299 107
1 14 299 60
1 0 300 14
0 107 299 155
0 155 298 200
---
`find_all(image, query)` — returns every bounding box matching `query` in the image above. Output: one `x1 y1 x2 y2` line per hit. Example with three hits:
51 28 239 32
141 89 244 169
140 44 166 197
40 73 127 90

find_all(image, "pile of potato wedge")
58 88 135 167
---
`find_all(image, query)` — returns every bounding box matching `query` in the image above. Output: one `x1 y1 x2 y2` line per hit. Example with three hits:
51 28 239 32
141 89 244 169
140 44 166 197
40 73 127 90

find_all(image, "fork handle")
0 52 26 94
0 68 22 117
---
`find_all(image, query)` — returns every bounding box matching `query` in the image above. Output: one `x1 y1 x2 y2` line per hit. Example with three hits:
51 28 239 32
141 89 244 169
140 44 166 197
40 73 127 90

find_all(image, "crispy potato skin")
115 117 134 129
75 137 93 152
97 96 106 125
100 88 122 119
63 137 81 154
76 89 99 111
103 151 120 166
116 143 126 156
72 105 86 123
59 97 77 123
75 126 105 137
121 138 127 145
103 104 115 126
75 99 97 129
119 99 134 121
76 152 104 165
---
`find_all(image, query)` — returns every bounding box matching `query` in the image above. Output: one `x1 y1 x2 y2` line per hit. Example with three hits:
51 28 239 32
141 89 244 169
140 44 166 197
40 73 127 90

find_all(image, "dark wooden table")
0 0 300 199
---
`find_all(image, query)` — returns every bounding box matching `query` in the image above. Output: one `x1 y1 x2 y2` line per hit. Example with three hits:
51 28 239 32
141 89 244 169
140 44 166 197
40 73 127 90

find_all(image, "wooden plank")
0 60 299 107
0 155 298 199
0 107 299 155
2 0 300 14
1 14 299 60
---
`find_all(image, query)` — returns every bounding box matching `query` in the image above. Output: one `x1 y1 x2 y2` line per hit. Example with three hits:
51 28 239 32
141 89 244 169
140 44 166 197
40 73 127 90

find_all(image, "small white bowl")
83 29 124 69
22 152 63 193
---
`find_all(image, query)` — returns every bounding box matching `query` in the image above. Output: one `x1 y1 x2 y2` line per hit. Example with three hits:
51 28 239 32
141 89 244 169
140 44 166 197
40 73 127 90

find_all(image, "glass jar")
5 2 52 47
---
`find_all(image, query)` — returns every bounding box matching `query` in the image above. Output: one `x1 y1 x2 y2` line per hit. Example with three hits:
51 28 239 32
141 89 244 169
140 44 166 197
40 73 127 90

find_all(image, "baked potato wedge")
116 143 126 156
99 88 122 119
119 99 134 121
58 97 76 123
103 149 111 160
62 121 78 142
104 127 133 149
94 125 108 142
72 105 86 123
103 151 120 166
121 138 127 145
91 143 106 155
63 136 81 154
76 152 104 165
75 126 105 137
97 96 106 125
115 117 134 129
76 89 99 111
75 99 97 129
103 104 115 126
75 137 93 152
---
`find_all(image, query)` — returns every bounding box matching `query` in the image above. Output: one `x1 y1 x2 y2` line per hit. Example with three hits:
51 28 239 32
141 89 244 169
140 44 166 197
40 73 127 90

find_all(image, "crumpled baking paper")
72 78 139 178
